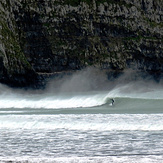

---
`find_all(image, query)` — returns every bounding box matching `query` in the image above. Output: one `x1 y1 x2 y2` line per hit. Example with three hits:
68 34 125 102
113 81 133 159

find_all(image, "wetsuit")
111 99 114 105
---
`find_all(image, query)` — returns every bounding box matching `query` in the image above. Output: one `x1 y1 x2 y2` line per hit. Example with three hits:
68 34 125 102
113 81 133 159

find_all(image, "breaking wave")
0 82 163 109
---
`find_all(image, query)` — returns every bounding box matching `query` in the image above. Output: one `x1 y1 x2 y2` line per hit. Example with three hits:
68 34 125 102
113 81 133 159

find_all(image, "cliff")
0 0 163 88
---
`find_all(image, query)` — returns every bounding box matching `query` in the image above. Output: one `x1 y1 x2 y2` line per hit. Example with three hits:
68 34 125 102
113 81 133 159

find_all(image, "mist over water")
44 67 163 100
46 67 111 93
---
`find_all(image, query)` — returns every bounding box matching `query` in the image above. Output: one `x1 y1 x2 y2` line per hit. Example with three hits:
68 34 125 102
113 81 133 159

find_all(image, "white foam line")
0 156 163 163
1 114 163 131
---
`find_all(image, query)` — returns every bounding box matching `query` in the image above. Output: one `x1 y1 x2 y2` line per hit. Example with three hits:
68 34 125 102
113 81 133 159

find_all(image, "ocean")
0 71 163 163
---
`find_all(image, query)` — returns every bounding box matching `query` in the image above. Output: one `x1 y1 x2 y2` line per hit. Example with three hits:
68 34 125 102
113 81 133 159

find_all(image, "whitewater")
1 70 163 163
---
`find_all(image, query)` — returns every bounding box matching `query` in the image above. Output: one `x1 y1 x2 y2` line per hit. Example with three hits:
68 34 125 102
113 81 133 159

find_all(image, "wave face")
0 92 108 109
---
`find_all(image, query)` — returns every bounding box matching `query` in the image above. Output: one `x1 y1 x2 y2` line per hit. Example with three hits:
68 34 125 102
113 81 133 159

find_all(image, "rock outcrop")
0 0 163 88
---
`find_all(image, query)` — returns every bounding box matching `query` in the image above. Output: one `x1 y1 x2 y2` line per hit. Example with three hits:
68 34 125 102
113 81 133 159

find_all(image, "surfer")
111 99 115 105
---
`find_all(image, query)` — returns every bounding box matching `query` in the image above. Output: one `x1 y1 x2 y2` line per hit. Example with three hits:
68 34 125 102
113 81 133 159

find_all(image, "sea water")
0 81 163 163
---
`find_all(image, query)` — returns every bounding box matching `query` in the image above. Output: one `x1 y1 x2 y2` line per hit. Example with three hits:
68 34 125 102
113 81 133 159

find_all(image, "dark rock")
0 0 162 88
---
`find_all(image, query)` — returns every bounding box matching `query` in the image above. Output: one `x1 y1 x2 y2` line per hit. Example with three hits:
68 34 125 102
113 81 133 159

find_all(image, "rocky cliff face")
0 0 163 87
